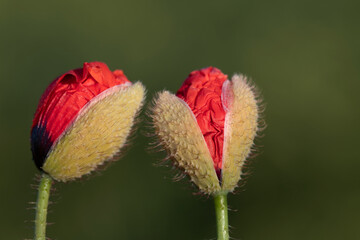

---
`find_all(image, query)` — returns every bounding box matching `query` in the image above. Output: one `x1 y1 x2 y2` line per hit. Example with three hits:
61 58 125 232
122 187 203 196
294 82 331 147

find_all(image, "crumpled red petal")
31 62 130 169
176 67 228 178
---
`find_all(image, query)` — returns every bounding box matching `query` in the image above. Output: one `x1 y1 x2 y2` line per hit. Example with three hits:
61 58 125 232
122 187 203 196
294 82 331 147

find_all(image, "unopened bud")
151 67 260 194
31 62 145 181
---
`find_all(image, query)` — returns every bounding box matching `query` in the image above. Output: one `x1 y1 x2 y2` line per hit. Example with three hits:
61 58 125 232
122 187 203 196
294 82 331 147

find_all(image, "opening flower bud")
31 62 145 181
151 67 260 194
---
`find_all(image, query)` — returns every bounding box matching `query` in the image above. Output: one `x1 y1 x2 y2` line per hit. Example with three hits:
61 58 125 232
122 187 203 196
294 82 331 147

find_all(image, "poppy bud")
31 62 145 181
151 67 260 194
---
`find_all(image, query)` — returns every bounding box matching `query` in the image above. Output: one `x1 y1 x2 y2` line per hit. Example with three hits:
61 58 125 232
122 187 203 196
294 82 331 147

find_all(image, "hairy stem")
214 193 229 240
34 173 53 240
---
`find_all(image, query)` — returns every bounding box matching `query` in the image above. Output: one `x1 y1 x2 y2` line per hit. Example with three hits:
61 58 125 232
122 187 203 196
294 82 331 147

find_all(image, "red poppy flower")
31 62 145 181
152 67 259 194
176 67 228 180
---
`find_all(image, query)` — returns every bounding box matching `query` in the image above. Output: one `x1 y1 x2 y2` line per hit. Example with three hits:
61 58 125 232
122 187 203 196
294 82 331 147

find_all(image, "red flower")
176 67 228 179
152 67 260 194
31 62 145 181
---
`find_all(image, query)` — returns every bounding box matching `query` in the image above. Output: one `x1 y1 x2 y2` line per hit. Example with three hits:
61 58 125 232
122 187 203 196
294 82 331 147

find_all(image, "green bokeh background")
1 0 359 239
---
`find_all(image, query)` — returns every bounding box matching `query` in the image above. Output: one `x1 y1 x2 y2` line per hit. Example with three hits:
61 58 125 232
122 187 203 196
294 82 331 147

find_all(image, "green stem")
34 173 53 240
214 193 229 240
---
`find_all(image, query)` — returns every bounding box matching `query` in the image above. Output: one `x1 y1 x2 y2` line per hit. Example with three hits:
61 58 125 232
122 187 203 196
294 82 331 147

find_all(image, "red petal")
31 62 130 168
176 67 228 176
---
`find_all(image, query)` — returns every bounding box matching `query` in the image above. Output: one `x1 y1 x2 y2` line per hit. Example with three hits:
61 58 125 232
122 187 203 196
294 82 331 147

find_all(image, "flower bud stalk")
34 174 53 240
214 193 229 240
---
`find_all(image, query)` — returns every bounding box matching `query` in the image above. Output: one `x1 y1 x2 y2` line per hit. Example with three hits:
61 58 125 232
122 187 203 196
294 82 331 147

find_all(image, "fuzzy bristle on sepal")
221 75 259 192
151 91 221 194
42 82 145 181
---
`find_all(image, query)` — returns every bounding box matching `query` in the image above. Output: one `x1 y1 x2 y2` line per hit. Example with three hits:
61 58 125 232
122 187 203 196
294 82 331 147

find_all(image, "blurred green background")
1 0 360 239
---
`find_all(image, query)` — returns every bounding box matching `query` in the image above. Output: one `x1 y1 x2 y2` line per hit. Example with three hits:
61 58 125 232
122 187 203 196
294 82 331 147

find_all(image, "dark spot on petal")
31 125 53 170
216 169 222 186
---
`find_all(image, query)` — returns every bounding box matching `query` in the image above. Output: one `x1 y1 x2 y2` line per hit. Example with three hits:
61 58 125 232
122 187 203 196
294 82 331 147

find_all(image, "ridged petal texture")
152 68 259 195
31 62 145 181
176 67 227 178
42 83 144 181
152 91 221 194
31 62 130 169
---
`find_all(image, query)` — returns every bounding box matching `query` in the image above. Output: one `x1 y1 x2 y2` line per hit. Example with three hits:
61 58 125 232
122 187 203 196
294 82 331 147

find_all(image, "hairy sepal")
42 82 145 181
152 91 221 194
221 75 259 192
